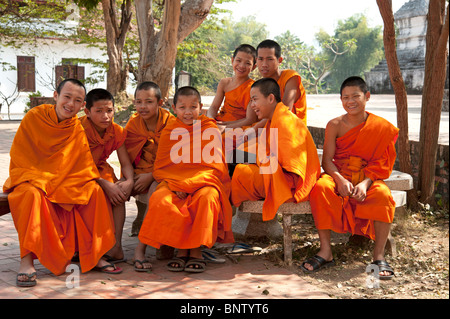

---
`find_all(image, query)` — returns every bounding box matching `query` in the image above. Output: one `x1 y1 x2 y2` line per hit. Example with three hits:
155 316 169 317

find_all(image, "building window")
17 56 36 92
55 60 85 88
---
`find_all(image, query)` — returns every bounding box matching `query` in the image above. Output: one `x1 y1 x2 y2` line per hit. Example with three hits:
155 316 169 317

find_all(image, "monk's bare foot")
96 258 118 272
17 254 37 286
302 250 333 272
105 246 125 261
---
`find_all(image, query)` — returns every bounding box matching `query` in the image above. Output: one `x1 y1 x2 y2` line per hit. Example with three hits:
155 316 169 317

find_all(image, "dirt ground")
251 206 449 299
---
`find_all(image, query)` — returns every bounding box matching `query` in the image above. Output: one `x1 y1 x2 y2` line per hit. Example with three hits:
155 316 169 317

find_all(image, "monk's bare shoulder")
326 115 344 133
219 77 234 92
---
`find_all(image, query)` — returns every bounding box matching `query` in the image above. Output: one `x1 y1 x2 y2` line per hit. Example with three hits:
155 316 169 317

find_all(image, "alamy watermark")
365 264 380 289
65 264 80 288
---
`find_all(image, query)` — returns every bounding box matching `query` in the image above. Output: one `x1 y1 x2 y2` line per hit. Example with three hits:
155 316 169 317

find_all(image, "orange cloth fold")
278 69 307 124
215 78 254 122
138 115 234 249
3 104 115 275
231 102 321 221
310 112 399 240
79 115 126 182
124 108 172 176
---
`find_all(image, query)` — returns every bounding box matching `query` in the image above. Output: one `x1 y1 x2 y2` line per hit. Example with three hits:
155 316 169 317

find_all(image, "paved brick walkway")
0 121 329 300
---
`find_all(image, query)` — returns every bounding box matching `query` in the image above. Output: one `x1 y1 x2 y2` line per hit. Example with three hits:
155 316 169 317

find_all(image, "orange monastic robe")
124 108 172 177
138 115 234 249
278 69 307 124
79 115 126 183
309 112 399 240
215 78 254 122
231 102 321 221
3 104 115 275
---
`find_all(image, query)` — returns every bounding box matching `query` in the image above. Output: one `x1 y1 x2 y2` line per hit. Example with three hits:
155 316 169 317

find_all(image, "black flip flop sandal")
167 257 188 272
300 255 335 273
185 258 207 273
371 260 394 280
16 272 37 287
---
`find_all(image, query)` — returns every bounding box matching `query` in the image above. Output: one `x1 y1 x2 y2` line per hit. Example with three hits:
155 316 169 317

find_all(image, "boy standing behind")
80 88 134 262
124 82 173 236
302 76 398 279
136 86 234 273
207 44 258 129
231 78 320 221
256 39 307 124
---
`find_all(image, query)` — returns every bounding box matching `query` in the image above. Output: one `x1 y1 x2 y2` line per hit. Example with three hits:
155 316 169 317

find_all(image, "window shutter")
17 56 35 92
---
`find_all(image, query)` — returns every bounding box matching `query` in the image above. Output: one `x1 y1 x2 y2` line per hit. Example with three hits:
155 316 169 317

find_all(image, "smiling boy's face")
172 94 202 125
53 81 86 122
232 51 256 78
250 86 276 120
340 85 370 116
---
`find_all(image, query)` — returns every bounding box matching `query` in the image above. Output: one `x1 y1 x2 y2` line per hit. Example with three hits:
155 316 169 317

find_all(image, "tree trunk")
418 0 449 204
101 0 132 96
376 0 418 207
135 0 213 99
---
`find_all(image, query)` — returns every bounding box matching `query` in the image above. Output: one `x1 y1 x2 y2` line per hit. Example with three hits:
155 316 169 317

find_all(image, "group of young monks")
4 39 398 288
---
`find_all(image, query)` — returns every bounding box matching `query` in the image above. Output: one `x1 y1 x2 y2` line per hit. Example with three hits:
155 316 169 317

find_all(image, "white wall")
0 37 108 119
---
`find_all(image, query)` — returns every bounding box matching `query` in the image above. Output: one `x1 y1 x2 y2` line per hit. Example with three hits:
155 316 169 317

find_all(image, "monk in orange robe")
256 39 307 124
277 69 307 122
302 76 398 280
80 88 134 262
3 79 119 287
137 86 234 273
236 40 308 165
207 44 257 128
124 82 173 237
231 78 321 221
206 45 259 166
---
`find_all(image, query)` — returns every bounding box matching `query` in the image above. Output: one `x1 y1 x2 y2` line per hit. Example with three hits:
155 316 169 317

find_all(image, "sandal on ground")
226 243 262 254
202 250 226 264
185 258 207 273
94 263 123 274
371 260 394 280
167 257 188 272
300 255 335 273
134 259 152 272
16 272 37 287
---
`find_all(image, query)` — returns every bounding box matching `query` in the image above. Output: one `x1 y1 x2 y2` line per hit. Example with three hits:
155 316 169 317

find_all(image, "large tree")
376 0 418 207
377 0 449 207
76 0 132 96
417 0 449 204
135 0 215 99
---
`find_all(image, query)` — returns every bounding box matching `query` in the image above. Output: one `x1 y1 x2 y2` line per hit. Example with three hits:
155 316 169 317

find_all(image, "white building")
0 15 111 120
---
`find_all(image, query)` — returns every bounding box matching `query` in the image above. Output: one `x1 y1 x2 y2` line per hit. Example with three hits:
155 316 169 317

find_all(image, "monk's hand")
103 182 127 206
351 178 372 202
116 179 133 199
337 179 354 198
174 191 188 199
134 173 153 193
351 185 366 202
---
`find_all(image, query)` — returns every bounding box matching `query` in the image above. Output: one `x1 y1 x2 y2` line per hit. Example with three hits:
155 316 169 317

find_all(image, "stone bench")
232 154 414 264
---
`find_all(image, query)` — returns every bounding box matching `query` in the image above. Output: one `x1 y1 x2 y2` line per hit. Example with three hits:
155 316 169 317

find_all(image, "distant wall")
308 126 449 207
